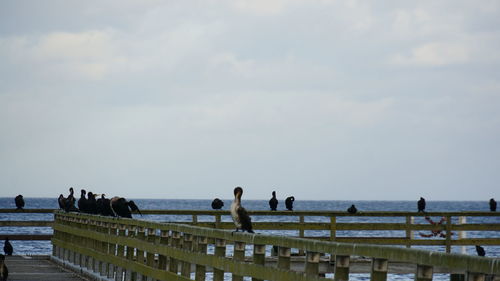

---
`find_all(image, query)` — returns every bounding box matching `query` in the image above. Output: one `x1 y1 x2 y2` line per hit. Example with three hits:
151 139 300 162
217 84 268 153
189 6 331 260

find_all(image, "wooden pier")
2 255 87 281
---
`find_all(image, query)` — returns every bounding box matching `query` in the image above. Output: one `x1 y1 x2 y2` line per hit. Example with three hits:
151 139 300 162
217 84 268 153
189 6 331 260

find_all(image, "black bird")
15 195 25 210
3 238 12 256
87 192 98 214
97 194 113 216
58 194 66 210
0 254 8 281
110 197 142 218
285 196 295 211
269 191 278 211
211 198 224 210
64 187 78 212
476 245 486 257
418 197 426 213
78 189 87 213
347 204 357 214
490 198 497 212
230 187 254 233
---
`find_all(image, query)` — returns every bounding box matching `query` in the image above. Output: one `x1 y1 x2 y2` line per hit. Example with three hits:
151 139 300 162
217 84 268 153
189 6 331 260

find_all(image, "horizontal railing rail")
52 211 500 281
1 209 499 253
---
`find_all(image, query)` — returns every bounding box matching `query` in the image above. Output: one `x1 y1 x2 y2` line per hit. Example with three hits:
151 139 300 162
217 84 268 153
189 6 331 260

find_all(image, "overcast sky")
1 1 499 200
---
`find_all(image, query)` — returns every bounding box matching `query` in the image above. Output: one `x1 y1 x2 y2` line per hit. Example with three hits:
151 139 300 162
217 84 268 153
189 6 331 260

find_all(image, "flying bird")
490 198 497 212
285 196 295 211
269 191 278 211
476 245 486 257
0 254 8 281
3 238 12 256
211 198 224 210
15 195 25 210
230 187 254 233
347 204 357 214
418 197 426 213
110 197 142 218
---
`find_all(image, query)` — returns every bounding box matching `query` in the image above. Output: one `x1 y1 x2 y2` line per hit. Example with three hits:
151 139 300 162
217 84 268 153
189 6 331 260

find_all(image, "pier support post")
370 258 388 281
181 233 193 278
168 231 181 275
232 241 246 281
305 251 320 276
277 247 291 270
195 236 208 281
415 265 433 281
466 272 486 281
334 255 350 281
252 244 266 281
214 238 226 281
450 273 465 281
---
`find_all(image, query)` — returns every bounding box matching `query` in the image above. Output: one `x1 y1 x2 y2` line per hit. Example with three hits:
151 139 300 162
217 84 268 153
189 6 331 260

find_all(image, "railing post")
181 233 193 278
330 216 337 241
195 236 208 281
232 241 246 281
214 238 226 281
115 224 126 281
406 215 414 248
459 216 467 254
158 230 169 271
168 231 181 275
252 244 266 281
450 273 465 281
299 215 305 255
215 214 221 229
126 226 137 281
415 265 433 281
108 223 117 279
334 255 350 281
446 215 452 253
305 251 320 276
277 247 291 270
370 258 388 281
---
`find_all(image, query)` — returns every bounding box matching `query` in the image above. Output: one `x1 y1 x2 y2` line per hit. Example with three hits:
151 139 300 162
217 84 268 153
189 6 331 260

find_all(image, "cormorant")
418 197 426 213
476 245 486 257
3 238 12 256
269 191 278 211
78 189 87 213
347 204 357 214
15 195 24 210
0 254 8 281
97 194 113 216
490 198 497 212
110 197 142 218
64 187 77 212
230 187 254 233
58 194 66 210
211 198 224 210
87 192 98 214
285 196 295 211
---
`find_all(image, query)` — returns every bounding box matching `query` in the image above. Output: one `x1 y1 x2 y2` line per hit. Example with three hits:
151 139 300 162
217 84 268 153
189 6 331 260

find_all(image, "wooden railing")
52 211 500 281
2 209 499 253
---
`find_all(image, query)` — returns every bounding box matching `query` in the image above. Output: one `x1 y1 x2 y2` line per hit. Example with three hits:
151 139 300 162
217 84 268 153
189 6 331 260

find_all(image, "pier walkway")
3 255 87 281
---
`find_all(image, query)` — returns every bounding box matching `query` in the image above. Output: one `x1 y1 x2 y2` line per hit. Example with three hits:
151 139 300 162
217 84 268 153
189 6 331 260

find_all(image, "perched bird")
476 245 486 257
97 194 113 216
418 197 426 213
64 187 78 212
230 187 254 233
3 238 12 256
211 198 224 210
285 196 295 211
15 195 25 210
269 191 278 211
87 192 98 214
347 204 357 214
0 254 8 281
58 194 66 210
110 197 142 218
78 189 87 213
490 198 497 212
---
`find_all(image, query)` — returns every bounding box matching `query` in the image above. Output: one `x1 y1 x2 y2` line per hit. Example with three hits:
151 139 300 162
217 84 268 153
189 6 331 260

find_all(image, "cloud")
390 42 470 66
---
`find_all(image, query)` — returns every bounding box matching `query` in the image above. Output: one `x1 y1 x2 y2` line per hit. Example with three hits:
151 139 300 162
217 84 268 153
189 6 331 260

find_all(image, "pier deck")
3 255 87 281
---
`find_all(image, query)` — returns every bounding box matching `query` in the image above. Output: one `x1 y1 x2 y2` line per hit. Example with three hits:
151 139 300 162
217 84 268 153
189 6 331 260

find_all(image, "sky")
1 1 499 200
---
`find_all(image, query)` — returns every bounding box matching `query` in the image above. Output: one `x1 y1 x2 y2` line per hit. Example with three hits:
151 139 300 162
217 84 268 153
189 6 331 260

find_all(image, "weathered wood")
213 238 226 281
371 258 388 281
181 233 193 278
277 246 291 270
334 255 350 281
252 244 266 281
305 251 320 276
232 241 246 281
5 255 87 280
169 231 181 274
415 264 433 281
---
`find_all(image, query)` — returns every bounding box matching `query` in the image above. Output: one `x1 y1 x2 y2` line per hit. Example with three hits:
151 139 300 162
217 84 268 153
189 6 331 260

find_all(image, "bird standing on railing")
58 194 66 210
110 197 142 218
211 198 224 210
490 198 497 212
97 194 113 216
230 187 254 233
3 238 12 256
476 245 486 256
269 191 278 211
0 254 8 281
418 197 426 213
347 204 357 214
87 192 98 214
64 187 78 212
15 195 24 210
78 189 87 213
285 196 295 211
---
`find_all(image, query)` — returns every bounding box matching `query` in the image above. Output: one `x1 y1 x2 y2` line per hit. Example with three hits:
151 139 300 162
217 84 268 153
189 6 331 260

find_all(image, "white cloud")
390 42 470 66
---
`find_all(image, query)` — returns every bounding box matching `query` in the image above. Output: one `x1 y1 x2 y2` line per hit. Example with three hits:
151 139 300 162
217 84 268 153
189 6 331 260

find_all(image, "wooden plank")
0 221 53 227
0 234 52 240
2 255 86 280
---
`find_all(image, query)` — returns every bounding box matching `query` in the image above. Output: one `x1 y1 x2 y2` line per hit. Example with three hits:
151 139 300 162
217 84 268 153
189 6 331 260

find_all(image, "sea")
1 198 499 280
